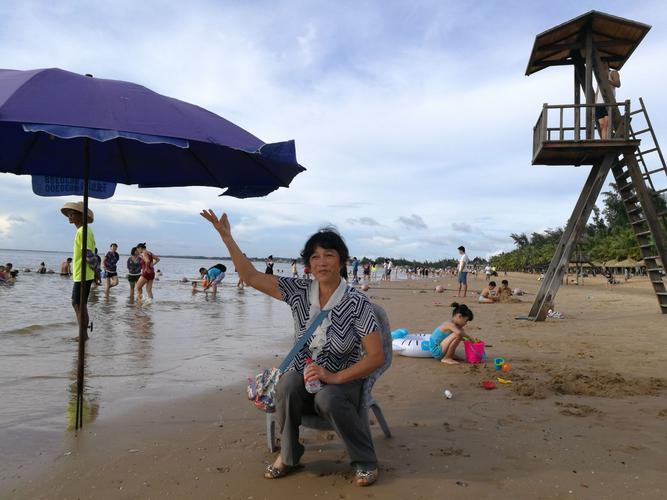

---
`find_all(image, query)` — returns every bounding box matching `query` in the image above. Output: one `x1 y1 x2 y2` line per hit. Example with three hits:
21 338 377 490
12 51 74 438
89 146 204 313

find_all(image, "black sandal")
264 463 303 479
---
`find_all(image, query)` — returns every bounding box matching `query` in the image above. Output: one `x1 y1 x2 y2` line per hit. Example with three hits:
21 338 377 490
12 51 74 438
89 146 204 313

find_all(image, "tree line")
489 184 667 271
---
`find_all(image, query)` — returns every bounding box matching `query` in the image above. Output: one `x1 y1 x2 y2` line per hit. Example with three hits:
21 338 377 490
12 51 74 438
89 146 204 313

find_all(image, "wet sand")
7 272 667 499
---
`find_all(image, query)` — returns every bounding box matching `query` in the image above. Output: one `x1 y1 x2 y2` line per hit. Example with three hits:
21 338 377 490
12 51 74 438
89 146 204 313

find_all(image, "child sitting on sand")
478 281 498 303
429 302 473 364
497 279 512 298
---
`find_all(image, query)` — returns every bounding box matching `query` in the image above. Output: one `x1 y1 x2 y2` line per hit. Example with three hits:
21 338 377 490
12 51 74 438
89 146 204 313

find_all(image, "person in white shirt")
457 246 469 298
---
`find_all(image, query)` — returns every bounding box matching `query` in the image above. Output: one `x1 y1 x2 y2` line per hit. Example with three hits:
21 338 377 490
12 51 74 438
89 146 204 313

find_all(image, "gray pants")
275 370 377 469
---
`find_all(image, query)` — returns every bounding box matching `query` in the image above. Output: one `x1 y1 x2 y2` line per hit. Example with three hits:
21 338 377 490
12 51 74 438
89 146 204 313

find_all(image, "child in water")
196 264 227 293
429 302 474 364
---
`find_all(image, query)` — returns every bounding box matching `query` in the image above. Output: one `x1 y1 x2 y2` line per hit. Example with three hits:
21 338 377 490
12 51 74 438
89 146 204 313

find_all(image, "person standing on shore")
457 246 469 298
265 255 274 275
135 243 160 303
103 243 120 295
61 201 96 339
291 259 299 278
126 247 142 301
351 257 359 283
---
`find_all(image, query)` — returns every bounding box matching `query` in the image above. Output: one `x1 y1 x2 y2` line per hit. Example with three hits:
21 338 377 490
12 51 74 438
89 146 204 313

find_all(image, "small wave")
1 321 76 335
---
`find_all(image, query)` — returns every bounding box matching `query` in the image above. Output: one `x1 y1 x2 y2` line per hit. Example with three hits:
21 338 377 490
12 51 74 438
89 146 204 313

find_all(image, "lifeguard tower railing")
532 100 633 166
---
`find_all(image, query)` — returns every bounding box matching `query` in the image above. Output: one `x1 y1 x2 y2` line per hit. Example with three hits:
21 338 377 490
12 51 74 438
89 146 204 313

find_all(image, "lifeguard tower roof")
526 10 651 76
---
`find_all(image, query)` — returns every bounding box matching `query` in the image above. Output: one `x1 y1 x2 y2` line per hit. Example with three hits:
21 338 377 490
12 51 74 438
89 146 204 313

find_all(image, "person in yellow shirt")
61 201 96 340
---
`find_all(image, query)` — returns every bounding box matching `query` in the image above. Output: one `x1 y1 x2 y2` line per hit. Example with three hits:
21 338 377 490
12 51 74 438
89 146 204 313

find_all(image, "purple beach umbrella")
0 67 306 429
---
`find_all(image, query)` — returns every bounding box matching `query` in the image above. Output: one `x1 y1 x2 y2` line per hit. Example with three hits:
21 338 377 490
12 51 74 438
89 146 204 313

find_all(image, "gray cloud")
7 215 27 222
347 217 380 227
451 222 472 233
397 214 427 230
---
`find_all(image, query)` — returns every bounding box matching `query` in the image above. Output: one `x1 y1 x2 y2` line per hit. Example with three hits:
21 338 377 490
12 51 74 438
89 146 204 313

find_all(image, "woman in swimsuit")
126 247 142 301
135 242 160 303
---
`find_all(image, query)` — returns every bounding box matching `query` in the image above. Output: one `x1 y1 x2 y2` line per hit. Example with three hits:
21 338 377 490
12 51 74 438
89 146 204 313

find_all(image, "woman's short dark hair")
301 227 349 268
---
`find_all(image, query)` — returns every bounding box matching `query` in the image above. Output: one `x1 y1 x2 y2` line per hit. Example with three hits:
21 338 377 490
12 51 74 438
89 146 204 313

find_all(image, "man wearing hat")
61 201 97 339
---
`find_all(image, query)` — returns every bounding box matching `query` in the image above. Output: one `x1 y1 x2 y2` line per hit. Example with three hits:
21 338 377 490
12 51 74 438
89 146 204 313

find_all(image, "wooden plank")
639 98 667 166
532 60 574 69
585 24 594 139
535 41 582 53
574 64 581 140
524 153 617 321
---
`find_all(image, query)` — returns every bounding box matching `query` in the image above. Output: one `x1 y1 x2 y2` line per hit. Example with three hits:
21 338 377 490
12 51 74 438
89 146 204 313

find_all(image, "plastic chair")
266 303 393 452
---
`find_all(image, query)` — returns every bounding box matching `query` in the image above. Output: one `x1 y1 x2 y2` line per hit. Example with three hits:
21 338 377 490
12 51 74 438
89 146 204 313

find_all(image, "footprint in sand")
556 402 601 417
429 447 463 457
459 417 480 431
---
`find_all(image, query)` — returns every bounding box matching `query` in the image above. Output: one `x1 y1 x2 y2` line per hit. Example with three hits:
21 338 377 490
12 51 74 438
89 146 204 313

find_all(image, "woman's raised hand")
200 209 232 239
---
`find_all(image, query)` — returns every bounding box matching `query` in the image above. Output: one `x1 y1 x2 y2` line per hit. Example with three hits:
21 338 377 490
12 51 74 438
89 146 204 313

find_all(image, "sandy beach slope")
7 272 667 500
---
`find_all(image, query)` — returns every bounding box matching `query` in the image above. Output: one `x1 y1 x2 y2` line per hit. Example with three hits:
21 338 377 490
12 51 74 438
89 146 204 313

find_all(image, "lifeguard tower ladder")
523 11 667 320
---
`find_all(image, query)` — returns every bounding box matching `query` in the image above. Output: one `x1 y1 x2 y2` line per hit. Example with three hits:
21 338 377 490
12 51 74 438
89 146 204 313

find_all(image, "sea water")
0 249 296 483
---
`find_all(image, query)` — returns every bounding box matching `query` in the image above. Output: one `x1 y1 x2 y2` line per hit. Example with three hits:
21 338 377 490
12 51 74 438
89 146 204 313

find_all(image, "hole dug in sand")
510 368 666 400
549 371 666 398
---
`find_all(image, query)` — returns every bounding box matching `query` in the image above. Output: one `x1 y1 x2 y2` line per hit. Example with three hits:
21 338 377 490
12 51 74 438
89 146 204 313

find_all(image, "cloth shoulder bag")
247 308 330 412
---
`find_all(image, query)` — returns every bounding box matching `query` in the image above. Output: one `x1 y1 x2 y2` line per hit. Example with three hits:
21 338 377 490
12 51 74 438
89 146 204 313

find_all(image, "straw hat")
61 201 94 223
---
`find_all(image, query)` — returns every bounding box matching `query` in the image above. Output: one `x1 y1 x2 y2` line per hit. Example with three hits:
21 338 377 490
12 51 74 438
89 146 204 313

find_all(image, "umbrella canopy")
0 67 306 430
0 68 305 197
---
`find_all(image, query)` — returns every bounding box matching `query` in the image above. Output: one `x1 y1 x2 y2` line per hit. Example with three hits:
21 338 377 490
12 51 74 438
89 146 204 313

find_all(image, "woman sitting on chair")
200 209 384 487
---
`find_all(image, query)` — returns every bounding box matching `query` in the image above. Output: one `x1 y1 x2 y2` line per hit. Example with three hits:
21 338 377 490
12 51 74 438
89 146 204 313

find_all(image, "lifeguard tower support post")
523 11 667 320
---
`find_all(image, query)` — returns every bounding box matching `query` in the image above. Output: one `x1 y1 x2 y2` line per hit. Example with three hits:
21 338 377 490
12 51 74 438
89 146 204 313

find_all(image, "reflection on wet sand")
66 354 100 431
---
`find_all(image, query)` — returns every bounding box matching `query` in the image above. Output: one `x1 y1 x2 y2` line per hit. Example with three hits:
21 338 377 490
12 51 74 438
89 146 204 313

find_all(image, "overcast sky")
1 0 666 260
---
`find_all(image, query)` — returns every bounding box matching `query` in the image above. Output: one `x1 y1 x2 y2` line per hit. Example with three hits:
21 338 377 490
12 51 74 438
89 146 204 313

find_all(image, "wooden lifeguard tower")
523 11 667 320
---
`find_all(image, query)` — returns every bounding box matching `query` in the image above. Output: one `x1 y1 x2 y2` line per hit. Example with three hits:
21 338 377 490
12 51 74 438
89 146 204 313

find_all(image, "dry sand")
6 272 667 499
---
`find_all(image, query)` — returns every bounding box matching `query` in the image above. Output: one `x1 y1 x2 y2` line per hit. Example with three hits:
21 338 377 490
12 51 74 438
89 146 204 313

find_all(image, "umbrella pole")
75 138 91 430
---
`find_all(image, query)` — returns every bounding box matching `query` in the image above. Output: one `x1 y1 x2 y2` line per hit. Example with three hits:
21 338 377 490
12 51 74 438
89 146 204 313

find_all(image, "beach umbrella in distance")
0 67 306 429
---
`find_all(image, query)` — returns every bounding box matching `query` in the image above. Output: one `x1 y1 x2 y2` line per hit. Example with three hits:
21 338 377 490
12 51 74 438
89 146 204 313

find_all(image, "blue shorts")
458 272 468 284
429 327 451 360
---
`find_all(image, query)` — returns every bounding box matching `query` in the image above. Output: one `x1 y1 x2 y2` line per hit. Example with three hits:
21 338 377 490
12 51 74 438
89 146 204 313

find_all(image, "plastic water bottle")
304 358 322 394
